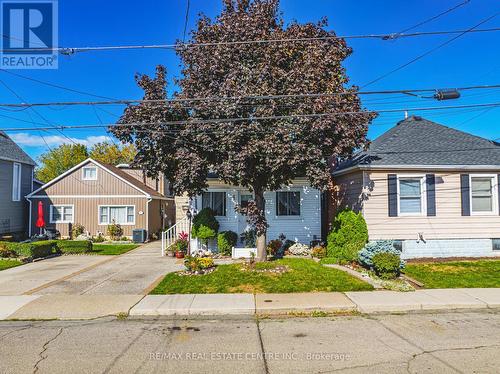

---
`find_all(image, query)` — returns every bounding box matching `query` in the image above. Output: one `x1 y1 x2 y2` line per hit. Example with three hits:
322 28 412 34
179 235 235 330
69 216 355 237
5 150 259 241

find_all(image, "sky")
1 0 499 161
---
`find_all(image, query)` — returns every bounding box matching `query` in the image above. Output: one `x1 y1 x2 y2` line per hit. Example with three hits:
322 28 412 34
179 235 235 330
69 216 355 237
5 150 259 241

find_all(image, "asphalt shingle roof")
335 116 500 171
0 131 35 165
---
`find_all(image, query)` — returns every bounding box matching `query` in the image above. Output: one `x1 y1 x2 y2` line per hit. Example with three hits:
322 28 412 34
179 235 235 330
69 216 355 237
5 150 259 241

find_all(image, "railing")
161 216 190 256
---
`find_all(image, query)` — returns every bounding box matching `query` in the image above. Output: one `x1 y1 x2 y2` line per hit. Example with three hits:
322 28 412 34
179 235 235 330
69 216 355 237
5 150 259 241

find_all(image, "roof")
100 162 165 198
0 131 35 166
335 116 500 173
27 158 166 199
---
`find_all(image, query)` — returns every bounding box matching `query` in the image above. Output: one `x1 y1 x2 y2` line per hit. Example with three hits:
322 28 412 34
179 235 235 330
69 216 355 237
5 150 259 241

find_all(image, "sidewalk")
1 288 499 320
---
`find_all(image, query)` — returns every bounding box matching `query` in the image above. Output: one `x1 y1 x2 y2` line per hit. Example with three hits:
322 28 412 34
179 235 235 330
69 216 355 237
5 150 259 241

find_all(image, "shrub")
326 208 368 264
0 240 57 259
56 240 92 254
242 229 256 247
184 256 215 272
267 239 282 256
107 222 123 240
217 231 238 255
358 240 405 269
0 243 17 258
71 223 85 239
373 252 401 279
311 246 327 259
198 257 214 269
92 234 105 243
191 208 219 244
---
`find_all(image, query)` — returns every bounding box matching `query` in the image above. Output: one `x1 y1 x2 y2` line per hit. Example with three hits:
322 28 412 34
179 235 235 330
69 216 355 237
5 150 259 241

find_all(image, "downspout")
27 198 32 237
146 197 152 239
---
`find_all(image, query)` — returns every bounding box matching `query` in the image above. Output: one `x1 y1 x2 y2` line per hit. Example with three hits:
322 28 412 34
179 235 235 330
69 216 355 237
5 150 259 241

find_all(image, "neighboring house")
332 116 500 259
0 131 35 238
179 177 323 251
26 158 175 239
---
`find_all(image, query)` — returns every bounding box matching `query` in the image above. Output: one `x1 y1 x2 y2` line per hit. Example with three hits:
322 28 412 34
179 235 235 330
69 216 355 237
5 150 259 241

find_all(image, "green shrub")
191 208 219 244
0 240 57 259
107 222 123 240
242 229 256 247
56 240 92 254
71 223 85 239
326 208 368 264
372 252 401 279
217 231 238 255
358 240 405 269
0 243 17 258
184 256 215 272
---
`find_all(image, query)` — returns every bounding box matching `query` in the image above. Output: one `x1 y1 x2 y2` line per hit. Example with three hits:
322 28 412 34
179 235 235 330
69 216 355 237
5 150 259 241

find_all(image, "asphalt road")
1 310 499 373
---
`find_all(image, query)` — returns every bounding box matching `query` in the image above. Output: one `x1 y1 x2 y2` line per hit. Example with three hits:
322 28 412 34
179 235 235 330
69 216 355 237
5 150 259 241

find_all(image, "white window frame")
82 166 98 181
201 191 227 217
275 190 302 219
397 174 426 216
98 205 136 225
49 205 74 224
12 162 21 201
469 174 498 216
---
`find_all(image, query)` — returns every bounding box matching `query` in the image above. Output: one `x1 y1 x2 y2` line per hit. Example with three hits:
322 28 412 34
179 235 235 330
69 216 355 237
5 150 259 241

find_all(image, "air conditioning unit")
132 229 147 243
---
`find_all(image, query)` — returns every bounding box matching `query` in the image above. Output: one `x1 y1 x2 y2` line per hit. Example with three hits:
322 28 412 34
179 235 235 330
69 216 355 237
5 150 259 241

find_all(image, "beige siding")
120 168 165 194
40 160 143 196
30 197 148 238
147 198 176 235
361 170 500 240
175 193 190 222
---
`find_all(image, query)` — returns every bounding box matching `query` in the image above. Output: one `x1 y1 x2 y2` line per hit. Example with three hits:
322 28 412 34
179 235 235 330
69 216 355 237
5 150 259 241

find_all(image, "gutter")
332 164 500 177
146 197 152 237
27 198 32 237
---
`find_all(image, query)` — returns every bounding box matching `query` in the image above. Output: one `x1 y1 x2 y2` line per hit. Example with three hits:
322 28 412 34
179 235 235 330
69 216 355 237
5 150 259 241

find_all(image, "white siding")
193 180 321 248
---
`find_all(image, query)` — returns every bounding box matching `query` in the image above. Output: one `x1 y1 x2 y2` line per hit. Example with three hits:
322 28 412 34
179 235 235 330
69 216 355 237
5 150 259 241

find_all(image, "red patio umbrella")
35 201 45 235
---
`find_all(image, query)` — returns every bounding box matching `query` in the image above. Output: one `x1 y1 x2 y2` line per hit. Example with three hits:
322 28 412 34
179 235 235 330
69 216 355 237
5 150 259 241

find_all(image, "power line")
3 28 499 54
361 12 500 88
0 84 499 108
182 0 190 43
397 0 470 34
2 101 500 132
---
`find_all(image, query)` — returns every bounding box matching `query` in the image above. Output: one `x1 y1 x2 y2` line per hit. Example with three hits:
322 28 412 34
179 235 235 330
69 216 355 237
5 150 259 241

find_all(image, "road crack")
33 327 64 374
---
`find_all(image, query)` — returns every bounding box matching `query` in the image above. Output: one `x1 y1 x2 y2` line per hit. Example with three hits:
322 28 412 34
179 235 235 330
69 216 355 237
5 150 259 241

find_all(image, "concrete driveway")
0 241 182 296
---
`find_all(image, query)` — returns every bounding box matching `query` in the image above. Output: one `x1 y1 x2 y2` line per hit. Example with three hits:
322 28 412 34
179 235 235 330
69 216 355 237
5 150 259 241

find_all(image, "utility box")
132 229 147 243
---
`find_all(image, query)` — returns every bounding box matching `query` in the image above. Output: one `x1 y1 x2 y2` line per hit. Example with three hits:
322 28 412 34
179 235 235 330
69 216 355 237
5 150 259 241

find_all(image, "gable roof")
334 116 500 174
27 158 165 199
0 131 35 166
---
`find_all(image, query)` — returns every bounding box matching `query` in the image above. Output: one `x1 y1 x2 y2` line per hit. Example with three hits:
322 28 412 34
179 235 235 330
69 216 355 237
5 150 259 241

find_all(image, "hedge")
0 240 57 259
217 231 238 255
56 240 93 254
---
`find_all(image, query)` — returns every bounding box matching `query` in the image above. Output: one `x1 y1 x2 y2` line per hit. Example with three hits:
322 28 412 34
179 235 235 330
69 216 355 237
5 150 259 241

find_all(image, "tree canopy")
111 0 376 260
35 142 136 182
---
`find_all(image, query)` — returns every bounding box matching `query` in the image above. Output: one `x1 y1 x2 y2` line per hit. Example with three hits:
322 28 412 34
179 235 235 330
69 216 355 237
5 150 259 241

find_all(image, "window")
471 176 496 214
50 205 74 223
240 194 253 209
202 192 226 216
99 206 135 225
12 163 21 201
276 191 301 216
398 177 424 215
82 167 97 180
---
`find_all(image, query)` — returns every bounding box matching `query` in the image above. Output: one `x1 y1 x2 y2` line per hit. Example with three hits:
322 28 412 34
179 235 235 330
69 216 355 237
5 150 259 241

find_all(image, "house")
26 158 175 239
0 131 36 238
176 177 323 251
331 115 500 259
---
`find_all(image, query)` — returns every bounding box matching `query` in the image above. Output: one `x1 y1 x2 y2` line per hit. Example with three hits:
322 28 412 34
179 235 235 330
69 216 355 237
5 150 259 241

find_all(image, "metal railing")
161 216 190 256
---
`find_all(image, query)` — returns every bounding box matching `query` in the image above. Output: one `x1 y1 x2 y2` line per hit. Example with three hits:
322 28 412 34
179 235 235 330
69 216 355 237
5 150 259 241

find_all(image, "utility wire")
2 101 500 132
362 12 500 88
182 0 190 43
0 84 499 108
3 28 499 54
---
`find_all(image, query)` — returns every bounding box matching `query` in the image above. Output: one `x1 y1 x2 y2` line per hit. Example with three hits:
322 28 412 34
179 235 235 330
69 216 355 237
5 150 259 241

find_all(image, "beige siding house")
332 116 500 259
26 159 175 239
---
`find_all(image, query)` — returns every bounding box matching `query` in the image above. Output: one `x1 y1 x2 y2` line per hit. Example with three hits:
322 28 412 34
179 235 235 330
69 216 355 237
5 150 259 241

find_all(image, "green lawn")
151 258 373 294
91 244 139 255
0 259 23 271
404 260 500 288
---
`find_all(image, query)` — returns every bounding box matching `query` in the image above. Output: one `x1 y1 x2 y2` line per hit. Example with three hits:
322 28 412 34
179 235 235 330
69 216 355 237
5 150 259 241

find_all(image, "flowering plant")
176 231 189 253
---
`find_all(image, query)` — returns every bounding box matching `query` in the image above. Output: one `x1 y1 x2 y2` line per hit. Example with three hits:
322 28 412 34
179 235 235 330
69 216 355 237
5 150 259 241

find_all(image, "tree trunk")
254 190 267 262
